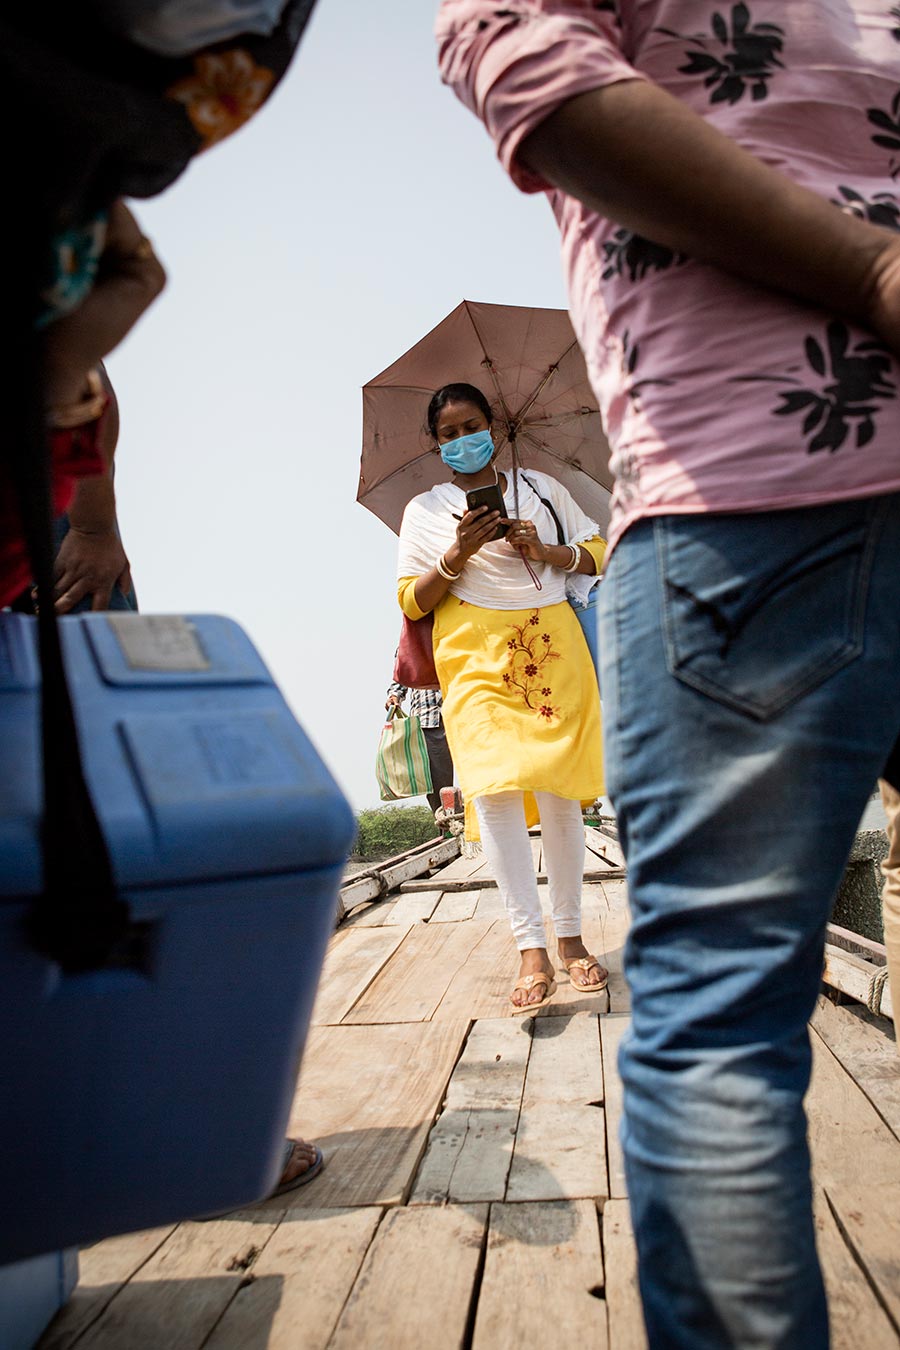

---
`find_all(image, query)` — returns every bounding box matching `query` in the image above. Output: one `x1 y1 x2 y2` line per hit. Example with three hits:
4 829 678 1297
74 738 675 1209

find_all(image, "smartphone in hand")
465 483 508 541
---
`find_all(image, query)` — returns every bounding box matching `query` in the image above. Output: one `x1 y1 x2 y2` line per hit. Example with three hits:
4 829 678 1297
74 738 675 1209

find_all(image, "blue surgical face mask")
439 428 495 475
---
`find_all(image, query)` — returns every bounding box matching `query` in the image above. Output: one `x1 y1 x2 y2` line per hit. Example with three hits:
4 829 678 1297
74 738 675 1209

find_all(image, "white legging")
474 790 586 951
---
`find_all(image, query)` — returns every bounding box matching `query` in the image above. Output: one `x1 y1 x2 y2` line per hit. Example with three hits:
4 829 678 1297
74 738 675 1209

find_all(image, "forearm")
411 540 471 614
66 471 117 535
520 80 899 328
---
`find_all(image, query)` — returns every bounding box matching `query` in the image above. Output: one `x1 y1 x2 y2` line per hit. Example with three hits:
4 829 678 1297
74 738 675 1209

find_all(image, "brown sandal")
564 956 608 993
510 968 557 1013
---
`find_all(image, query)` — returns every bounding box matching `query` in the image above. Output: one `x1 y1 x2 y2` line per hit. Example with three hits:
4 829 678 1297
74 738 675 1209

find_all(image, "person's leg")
423 722 454 816
534 790 606 988
599 496 900 1349
474 790 555 1008
878 777 900 1044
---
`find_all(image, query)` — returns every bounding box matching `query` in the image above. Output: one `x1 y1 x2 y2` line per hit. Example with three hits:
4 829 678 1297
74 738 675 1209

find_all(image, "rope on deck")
865 965 891 1016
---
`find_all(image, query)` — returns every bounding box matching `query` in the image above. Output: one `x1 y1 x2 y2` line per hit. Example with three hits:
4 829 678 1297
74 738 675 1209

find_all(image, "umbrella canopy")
358 299 612 535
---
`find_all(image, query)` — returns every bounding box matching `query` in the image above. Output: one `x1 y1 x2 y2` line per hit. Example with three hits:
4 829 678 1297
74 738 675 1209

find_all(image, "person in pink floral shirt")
437 4 900 1345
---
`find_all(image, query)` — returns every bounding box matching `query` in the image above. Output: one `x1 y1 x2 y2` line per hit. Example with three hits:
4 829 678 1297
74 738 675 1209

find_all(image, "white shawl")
397 468 601 611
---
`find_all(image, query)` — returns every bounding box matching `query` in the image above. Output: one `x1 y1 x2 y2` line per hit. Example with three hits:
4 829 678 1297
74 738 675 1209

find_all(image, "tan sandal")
564 956 608 993
510 969 557 1014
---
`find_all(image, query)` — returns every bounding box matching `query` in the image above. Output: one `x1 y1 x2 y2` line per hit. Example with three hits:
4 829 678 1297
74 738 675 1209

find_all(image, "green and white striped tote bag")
376 707 433 801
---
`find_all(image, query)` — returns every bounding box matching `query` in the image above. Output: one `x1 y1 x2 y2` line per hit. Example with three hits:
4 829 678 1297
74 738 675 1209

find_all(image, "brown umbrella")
358 299 612 534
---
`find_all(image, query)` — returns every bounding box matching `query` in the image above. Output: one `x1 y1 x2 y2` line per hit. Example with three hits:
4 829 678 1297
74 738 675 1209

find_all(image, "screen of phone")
465 484 508 541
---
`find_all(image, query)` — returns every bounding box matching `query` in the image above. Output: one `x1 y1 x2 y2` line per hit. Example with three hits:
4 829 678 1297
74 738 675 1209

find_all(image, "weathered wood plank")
378 889 443 927
602 1199 647 1350
69 1216 281 1350
380 839 459 891
274 1020 470 1209
815 1189 900 1349
472 1201 607 1348
825 1184 900 1338
311 926 411 1026
806 1028 900 1189
428 851 492 885
585 825 626 870
822 944 894 1022
410 1017 532 1204
473 887 507 921
430 889 480 923
340 897 399 928
432 918 524 1022
203 1208 383 1350
337 873 383 915
39 1227 177 1350
328 1205 488 1350
507 1014 607 1202
811 995 900 1141
343 921 491 1024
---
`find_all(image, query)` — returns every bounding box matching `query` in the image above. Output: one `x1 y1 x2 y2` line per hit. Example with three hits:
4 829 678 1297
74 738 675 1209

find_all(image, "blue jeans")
598 495 900 1349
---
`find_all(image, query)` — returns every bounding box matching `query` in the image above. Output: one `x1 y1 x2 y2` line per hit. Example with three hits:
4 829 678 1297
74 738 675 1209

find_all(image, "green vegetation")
353 805 439 861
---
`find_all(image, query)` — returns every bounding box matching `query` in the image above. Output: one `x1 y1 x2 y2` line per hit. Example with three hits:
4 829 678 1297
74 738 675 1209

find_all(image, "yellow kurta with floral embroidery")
405 589 604 840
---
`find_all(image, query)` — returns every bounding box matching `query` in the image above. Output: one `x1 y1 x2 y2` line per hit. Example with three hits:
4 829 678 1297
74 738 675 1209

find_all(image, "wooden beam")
338 838 460 921
822 943 894 1022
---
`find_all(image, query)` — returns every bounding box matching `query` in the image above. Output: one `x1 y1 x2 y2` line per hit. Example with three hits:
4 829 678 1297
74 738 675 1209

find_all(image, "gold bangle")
47 367 107 429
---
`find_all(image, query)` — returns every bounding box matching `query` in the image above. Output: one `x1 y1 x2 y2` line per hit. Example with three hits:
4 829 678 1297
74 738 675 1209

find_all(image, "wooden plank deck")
40 843 900 1349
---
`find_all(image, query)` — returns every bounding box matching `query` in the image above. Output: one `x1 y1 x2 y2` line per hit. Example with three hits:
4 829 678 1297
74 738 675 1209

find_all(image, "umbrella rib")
464 302 515 427
513 338 583 427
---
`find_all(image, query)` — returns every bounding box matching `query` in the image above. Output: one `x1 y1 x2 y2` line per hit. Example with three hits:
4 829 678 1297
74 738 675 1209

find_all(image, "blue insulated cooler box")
0 613 355 1263
0 1249 78 1349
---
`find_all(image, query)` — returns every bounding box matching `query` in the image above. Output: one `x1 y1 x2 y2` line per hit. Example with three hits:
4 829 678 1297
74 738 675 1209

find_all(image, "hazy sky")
107 0 569 812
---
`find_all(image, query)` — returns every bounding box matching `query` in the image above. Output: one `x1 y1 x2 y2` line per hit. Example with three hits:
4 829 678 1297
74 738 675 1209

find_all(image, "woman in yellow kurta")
397 383 606 1011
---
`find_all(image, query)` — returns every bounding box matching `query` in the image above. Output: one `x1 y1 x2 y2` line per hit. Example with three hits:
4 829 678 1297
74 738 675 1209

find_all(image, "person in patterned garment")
384 681 455 819
437 3 900 1346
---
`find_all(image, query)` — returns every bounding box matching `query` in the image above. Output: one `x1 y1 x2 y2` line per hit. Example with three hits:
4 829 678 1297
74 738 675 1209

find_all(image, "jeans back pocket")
657 501 883 721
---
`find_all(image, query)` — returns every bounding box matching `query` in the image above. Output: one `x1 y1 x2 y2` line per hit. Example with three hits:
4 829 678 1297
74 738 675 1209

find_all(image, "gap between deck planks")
411 1014 608 1206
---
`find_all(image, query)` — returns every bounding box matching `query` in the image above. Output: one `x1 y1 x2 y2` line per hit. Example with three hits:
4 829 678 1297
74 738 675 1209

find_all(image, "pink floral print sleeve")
436 2 900 554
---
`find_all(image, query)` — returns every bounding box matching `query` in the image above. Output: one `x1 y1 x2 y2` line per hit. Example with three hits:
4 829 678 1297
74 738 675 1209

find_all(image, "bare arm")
519 80 900 351
54 366 132 613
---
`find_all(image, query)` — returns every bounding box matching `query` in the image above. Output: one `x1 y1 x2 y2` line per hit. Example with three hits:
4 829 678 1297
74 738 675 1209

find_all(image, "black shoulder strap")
11 323 127 970
521 472 565 546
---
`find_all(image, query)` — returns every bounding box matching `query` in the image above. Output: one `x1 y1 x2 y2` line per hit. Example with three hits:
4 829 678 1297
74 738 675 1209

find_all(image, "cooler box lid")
0 613 354 895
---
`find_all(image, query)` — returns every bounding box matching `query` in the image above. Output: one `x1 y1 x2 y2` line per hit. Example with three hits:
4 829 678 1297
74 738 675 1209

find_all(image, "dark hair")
426 383 492 439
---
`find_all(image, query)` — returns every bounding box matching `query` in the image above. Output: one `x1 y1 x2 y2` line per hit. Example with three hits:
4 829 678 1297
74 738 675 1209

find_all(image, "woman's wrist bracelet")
436 553 461 581
563 544 581 573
